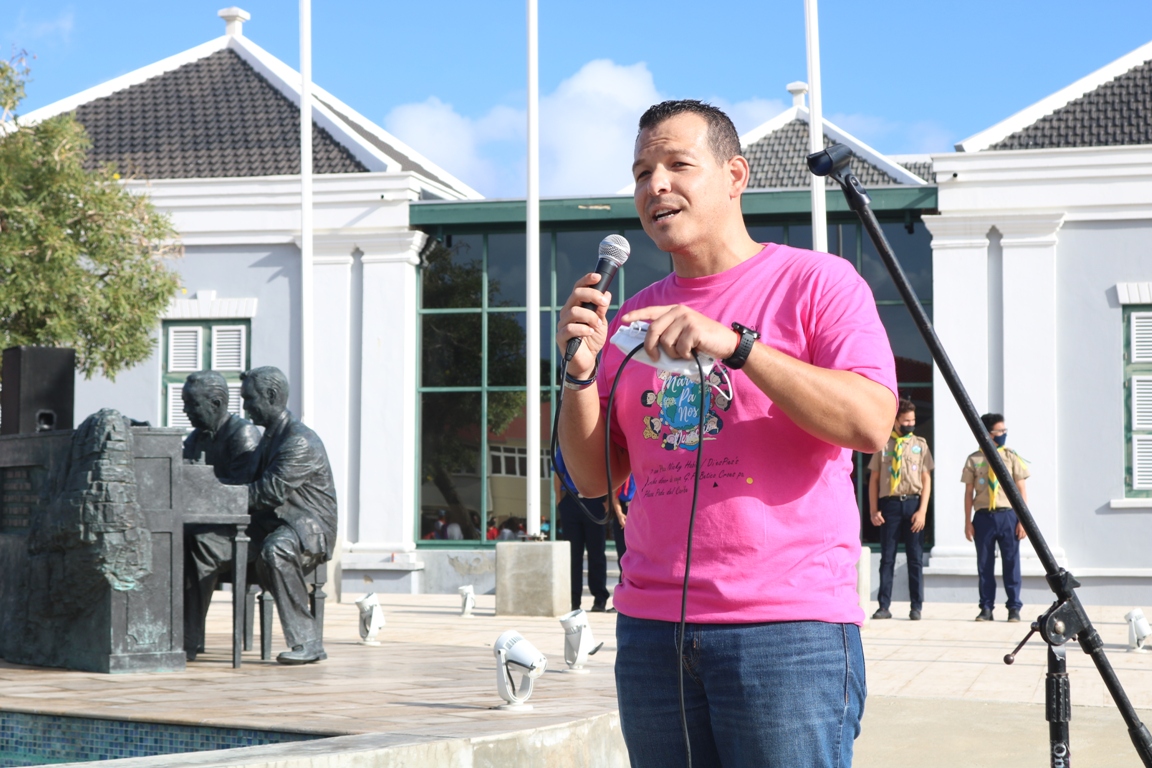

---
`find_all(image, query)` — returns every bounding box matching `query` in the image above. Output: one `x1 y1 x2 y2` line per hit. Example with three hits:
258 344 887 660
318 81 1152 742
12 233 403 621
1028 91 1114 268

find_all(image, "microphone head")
599 234 630 267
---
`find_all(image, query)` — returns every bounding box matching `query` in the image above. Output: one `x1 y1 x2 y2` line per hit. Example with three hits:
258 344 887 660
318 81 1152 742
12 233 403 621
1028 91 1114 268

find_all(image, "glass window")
877 303 933 373
861 222 933 303
422 314 482 387
420 392 483 540
787 224 813 250
423 235 483 309
555 231 609 310
621 229 672 301
747 225 786 248
488 311 527 387
487 233 527 308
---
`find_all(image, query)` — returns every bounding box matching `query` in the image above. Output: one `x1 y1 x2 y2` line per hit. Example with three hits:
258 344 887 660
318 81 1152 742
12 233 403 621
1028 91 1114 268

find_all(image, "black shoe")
590 599 608 613
1007 609 1021 623
185 649 198 662
909 609 922 621
975 608 994 622
276 643 327 665
871 608 892 620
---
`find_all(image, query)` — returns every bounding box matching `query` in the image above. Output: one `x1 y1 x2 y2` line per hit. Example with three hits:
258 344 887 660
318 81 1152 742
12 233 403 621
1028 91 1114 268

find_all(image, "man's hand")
556 273 614 377
620 304 739 364
870 509 884 527
1016 522 1027 541
964 520 975 542
910 510 926 533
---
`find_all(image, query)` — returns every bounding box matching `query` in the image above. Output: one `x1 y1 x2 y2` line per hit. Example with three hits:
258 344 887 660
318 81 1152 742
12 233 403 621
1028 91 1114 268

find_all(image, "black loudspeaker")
1 346 76 435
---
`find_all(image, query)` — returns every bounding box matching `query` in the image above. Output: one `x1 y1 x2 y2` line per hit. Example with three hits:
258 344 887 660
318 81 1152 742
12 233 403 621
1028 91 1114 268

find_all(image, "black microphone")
564 234 630 361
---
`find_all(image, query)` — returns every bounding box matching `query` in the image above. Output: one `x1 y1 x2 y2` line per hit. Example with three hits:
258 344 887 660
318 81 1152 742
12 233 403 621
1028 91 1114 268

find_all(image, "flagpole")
804 0 828 253
525 0 541 537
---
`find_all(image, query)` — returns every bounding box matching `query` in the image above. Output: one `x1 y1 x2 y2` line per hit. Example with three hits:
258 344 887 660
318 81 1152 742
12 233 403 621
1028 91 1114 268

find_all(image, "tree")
420 239 526 539
0 54 181 380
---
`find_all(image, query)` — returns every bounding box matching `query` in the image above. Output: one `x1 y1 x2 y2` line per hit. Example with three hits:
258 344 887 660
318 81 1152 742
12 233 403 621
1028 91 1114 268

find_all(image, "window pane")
487 233 527 308
747 225 786 248
420 392 483 540
861 222 933 303
488 311 526 387
556 231 610 309
828 223 857 262
423 235 483 309
423 314 482 387
621 229 672 301
487 396 549 538
878 303 933 375
787 224 813 250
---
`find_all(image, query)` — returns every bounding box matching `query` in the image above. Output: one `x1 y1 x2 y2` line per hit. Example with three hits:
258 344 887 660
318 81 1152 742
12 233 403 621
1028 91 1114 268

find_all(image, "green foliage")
0 55 181 380
420 239 527 538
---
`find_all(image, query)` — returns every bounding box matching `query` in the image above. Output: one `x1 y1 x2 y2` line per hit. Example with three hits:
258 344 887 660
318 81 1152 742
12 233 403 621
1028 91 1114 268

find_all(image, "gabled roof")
740 106 928 189
18 29 482 199
957 40 1152 153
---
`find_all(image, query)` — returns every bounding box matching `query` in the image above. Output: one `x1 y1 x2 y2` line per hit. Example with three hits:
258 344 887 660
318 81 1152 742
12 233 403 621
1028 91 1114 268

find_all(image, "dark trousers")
558 493 609 610
611 501 628 580
877 495 924 611
973 508 1022 611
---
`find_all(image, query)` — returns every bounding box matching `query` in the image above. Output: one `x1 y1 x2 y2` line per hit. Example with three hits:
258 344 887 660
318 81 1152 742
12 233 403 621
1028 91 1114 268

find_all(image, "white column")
920 215 992 570
998 214 1066 570
524 0 541 536
804 0 827 253
355 232 427 551
299 0 315 422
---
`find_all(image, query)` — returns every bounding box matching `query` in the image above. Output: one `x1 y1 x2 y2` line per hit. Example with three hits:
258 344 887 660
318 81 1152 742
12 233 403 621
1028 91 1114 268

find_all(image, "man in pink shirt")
556 100 897 768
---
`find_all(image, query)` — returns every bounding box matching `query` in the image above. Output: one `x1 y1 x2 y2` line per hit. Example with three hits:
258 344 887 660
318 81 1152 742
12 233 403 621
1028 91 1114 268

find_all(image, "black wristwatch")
722 322 760 370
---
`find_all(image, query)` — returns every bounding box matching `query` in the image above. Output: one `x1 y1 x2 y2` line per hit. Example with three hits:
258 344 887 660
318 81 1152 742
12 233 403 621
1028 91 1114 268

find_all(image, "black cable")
550 356 610 526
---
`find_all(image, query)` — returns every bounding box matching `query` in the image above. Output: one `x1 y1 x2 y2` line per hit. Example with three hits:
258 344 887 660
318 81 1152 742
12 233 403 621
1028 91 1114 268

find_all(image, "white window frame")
211 325 247 371
167 327 203 373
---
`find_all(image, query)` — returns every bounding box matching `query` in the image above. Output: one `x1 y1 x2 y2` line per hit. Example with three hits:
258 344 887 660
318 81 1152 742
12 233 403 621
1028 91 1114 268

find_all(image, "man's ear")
728 154 751 199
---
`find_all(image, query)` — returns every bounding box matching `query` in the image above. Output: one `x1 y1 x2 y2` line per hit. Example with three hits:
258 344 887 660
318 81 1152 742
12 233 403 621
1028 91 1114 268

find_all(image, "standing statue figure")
241 366 338 665
182 371 261 661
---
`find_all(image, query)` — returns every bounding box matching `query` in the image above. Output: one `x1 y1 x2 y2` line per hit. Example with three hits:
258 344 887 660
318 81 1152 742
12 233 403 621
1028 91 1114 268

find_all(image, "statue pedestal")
495 541 570 617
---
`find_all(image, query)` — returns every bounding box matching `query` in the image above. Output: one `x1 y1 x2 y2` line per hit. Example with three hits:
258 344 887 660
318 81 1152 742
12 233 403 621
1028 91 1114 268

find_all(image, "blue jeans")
877 495 924 611
615 614 866 768
973 508 1022 611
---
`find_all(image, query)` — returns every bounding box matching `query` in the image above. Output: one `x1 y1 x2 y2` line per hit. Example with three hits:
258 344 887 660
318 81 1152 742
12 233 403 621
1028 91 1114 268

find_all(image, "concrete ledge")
52 712 628 768
496 541 570 617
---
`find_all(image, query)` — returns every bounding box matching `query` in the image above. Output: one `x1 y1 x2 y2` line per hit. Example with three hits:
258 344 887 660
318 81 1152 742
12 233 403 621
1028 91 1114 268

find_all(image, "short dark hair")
980 413 1005 432
241 366 290 408
184 370 229 406
897 398 916 416
638 100 742 163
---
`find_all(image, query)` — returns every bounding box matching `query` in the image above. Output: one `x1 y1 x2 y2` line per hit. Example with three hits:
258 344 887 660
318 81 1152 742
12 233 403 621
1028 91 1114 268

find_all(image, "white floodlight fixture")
459 585 476 618
356 592 386 645
493 630 547 709
1126 608 1152 653
558 609 604 674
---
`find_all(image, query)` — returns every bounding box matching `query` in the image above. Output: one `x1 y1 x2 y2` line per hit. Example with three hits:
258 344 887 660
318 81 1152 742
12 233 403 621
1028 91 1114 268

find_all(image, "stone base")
495 542 570 617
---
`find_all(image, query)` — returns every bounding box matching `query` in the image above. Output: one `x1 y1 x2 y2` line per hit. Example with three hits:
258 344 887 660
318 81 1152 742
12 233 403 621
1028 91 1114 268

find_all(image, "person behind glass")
556 100 896 767
553 445 611 612
963 413 1029 622
610 475 636 583
867 398 933 621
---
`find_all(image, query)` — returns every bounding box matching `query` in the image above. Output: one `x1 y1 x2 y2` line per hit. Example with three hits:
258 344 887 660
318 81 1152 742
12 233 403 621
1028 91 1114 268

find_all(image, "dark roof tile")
743 119 906 188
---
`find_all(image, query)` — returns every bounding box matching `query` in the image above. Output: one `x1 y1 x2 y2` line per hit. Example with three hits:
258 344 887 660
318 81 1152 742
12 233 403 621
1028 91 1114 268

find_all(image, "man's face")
240 380 278 427
894 411 916 432
632 113 739 255
183 385 224 431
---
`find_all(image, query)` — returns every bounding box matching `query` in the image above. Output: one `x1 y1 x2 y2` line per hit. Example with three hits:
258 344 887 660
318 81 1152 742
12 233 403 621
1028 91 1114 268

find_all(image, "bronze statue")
181 371 261 661
241 366 337 665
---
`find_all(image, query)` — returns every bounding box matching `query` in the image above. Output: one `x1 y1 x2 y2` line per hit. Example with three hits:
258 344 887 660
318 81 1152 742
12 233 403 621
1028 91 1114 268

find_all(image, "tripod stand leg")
1046 644 1070 767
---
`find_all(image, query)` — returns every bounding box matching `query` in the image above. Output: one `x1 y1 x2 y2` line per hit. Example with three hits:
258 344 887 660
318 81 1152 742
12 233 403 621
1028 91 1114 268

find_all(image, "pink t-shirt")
598 243 897 625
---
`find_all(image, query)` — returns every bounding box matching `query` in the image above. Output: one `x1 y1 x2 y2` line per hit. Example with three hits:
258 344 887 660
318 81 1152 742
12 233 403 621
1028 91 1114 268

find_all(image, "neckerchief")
888 429 914 496
987 446 1010 509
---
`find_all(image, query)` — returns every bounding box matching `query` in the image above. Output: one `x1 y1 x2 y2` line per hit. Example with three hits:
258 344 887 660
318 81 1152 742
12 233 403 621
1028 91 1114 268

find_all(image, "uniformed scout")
868 399 934 621
961 412 1030 622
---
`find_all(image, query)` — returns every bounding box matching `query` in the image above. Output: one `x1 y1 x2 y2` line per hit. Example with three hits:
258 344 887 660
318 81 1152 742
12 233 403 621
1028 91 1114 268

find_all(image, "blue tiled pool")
0 711 323 766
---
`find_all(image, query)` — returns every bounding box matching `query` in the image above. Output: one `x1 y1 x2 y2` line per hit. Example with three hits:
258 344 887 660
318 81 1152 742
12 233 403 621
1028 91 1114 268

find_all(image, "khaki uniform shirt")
960 447 1030 510
868 435 934 497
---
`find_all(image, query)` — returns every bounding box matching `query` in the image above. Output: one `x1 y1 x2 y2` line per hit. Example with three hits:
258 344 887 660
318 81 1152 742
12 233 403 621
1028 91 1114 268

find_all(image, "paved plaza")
1 593 1151 766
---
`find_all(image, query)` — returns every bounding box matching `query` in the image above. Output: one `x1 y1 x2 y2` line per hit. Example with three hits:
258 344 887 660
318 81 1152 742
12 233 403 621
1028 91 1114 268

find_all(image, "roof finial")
218 7 251 37
786 81 809 108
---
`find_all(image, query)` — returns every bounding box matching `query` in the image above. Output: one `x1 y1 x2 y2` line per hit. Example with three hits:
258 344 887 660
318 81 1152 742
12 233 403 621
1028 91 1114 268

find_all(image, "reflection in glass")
862 222 933 303
488 311 527 387
423 235 482 309
422 314 481 387
747 225 786 247
621 229 672 300
420 392 484 540
487 398 552 540
488 233 527 307
556 231 611 310
878 303 934 376
829 222 858 263
787 224 813 250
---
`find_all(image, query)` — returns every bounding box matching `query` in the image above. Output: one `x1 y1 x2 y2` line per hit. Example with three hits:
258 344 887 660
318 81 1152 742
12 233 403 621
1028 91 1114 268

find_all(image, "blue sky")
6 1 1152 197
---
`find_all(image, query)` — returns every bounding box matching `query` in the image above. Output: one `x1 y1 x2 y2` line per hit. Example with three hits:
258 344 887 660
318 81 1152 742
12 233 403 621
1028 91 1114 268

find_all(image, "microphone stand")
808 145 1152 768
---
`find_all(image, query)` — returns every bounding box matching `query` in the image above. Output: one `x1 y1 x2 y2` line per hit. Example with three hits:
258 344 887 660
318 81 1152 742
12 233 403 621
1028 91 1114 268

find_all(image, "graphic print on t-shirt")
637 368 728 452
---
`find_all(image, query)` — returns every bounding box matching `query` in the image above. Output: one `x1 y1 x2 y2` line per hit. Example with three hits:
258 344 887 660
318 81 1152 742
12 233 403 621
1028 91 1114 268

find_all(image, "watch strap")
722 323 759 370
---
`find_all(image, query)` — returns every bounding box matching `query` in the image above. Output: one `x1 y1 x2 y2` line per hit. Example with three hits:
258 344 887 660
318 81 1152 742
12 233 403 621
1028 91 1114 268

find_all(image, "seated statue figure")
181 371 261 661
240 366 338 665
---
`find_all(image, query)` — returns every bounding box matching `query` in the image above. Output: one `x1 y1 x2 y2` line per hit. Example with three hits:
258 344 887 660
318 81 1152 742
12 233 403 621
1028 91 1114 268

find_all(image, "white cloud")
9 8 75 45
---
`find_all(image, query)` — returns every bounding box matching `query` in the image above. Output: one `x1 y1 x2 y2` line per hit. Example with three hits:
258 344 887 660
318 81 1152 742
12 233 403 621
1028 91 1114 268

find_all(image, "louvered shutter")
167 384 192 430
1134 377 1152 431
168 327 203 372
1134 436 1152 490
228 383 244 417
212 326 246 371
1133 313 1152 363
